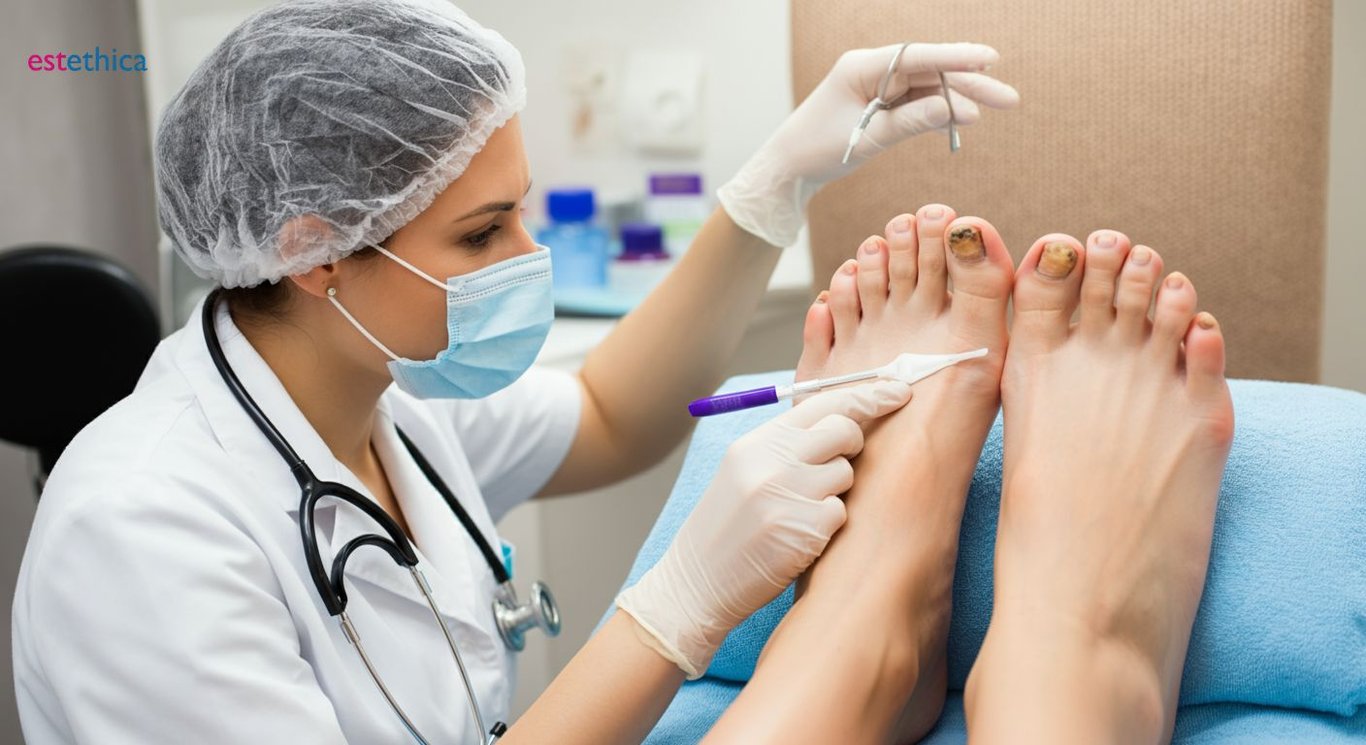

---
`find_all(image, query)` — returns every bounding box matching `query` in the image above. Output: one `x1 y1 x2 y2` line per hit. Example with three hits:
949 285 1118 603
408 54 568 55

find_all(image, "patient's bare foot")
796 204 1009 411
965 231 1234 745
790 205 1014 741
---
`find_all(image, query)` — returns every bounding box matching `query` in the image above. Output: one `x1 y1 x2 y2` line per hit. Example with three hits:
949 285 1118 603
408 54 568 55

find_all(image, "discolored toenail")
1197 312 1216 329
948 226 986 262
1036 242 1078 279
815 290 829 304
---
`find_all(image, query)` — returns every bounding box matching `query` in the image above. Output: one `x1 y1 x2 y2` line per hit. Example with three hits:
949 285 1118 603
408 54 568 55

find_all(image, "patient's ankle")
966 611 1167 745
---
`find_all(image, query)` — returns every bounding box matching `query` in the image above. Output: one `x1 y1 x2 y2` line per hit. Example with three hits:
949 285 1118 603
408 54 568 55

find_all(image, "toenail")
815 290 829 304
1095 232 1117 248
893 215 913 234
948 226 986 262
1197 312 1216 329
862 239 881 255
1130 247 1152 266
1036 242 1078 279
842 260 858 275
924 206 945 220
1165 275 1184 289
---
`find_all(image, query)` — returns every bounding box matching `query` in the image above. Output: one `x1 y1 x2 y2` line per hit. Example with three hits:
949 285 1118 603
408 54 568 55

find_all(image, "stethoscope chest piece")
494 580 561 651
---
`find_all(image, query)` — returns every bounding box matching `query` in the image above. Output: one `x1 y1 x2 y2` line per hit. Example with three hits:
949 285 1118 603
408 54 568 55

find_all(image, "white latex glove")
718 43 1020 248
616 379 913 678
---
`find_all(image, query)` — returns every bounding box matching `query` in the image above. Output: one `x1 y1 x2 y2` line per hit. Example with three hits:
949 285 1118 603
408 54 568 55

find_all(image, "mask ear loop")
372 245 452 293
327 245 456 363
327 287 401 362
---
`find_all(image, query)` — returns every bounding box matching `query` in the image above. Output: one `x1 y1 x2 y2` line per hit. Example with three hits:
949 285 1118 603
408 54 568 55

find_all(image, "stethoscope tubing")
202 290 505 743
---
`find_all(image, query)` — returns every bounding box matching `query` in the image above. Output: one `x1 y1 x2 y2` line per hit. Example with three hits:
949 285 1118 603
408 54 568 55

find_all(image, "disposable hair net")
154 0 526 288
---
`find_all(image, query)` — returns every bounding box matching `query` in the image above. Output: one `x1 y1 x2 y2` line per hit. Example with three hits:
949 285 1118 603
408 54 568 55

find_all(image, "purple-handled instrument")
688 348 988 417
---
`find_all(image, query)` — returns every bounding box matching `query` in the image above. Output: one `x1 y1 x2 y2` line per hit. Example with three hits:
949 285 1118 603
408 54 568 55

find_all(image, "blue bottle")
538 189 610 290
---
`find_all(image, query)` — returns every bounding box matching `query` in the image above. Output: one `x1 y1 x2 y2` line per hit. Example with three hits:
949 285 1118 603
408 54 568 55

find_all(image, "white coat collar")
177 294 368 516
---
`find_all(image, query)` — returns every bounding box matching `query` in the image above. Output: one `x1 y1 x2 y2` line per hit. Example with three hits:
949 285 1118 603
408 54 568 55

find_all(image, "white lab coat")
11 298 582 744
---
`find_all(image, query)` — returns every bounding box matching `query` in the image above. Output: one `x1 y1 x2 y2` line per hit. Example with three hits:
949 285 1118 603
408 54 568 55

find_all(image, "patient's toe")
796 291 835 380
1079 230 1131 335
913 204 955 313
828 258 861 344
944 218 1014 343
856 236 890 319
1151 271 1198 357
885 214 919 304
1183 312 1232 420
1010 234 1084 351
1114 245 1164 340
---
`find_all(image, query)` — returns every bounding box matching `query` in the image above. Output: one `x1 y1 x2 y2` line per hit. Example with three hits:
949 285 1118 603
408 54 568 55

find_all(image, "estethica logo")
28 47 147 73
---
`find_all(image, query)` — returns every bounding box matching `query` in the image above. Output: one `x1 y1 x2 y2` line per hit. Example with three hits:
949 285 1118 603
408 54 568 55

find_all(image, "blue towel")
648 689 1366 744
608 376 1366 742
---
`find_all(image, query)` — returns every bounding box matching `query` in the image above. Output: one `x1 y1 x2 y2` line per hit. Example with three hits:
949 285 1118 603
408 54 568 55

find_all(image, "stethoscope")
202 290 560 745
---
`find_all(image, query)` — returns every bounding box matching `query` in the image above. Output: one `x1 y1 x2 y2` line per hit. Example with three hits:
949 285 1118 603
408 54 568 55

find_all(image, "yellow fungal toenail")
948 226 986 262
1197 312 1216 329
1036 242 1078 278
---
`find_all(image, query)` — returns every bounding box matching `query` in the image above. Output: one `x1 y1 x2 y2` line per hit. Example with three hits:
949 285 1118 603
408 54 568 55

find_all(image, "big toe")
944 217 1014 341
1010 234 1085 352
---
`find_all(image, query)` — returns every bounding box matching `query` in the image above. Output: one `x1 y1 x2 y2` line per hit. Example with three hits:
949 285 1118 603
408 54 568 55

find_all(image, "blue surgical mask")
328 245 554 399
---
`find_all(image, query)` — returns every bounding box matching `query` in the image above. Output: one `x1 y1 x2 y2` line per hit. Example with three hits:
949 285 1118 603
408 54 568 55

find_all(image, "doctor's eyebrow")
454 181 533 222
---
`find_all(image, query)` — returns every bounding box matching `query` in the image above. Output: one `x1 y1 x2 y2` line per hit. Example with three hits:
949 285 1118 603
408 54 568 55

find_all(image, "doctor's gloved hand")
718 42 1019 248
614 380 913 679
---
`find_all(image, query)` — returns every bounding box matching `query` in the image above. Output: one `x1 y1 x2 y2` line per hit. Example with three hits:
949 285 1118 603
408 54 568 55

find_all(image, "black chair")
0 246 161 495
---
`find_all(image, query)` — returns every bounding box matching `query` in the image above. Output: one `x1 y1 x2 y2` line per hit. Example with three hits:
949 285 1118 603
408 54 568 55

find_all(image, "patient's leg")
965 232 1234 744
704 206 1015 744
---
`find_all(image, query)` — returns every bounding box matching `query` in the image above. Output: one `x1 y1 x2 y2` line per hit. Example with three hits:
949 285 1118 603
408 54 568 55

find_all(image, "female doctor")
11 1 1018 743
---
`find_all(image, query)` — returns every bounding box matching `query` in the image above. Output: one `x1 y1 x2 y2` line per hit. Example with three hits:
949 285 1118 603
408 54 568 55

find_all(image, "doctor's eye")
464 223 503 249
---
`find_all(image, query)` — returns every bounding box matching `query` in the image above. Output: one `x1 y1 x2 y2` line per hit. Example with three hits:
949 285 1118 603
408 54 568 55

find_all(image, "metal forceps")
841 42 960 164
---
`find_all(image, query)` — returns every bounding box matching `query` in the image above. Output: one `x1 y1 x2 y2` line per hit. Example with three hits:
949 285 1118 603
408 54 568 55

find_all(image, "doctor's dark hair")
153 0 527 290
